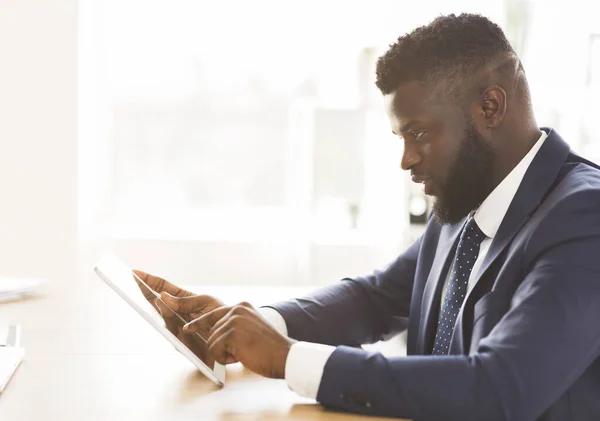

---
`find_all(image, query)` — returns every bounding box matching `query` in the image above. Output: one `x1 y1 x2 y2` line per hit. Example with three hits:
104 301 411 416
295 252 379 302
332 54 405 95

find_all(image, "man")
136 14 600 421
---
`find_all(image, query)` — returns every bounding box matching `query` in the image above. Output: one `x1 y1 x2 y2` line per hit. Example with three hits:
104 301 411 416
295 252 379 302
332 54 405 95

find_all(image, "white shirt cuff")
258 307 288 337
284 342 336 399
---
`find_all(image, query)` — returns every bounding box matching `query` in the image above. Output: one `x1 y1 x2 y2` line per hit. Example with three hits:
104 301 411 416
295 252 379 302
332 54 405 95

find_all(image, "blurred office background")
1 0 599 289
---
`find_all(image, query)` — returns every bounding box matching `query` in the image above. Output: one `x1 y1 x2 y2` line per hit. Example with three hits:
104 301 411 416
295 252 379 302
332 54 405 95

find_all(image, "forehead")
384 81 452 131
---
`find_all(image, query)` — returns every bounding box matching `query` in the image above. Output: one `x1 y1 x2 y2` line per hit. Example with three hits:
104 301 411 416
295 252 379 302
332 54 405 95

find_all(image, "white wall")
0 0 78 283
82 237 404 287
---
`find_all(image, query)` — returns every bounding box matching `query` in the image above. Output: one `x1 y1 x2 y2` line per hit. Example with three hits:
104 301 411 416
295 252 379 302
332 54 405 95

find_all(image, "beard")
432 122 496 225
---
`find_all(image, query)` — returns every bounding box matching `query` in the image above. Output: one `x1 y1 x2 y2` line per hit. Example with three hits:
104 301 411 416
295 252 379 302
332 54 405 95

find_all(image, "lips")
411 175 434 195
411 175 429 184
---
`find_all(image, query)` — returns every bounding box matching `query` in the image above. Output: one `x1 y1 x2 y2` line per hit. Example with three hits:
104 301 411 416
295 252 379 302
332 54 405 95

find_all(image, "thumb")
160 291 181 311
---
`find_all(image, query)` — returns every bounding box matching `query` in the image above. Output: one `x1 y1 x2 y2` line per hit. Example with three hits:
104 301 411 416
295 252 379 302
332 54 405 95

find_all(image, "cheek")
425 138 458 181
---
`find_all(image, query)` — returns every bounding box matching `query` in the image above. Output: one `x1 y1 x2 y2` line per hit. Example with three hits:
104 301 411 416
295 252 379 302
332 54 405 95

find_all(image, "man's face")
384 81 496 225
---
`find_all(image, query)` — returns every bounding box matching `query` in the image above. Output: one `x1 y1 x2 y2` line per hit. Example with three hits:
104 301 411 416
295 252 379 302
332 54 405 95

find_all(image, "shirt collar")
474 130 548 239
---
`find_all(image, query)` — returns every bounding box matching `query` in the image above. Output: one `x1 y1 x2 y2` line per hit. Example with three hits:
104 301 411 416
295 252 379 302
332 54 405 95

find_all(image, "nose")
400 140 422 171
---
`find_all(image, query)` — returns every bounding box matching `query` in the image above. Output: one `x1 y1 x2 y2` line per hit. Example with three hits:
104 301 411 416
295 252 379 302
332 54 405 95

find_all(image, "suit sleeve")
265 234 423 346
315 189 600 421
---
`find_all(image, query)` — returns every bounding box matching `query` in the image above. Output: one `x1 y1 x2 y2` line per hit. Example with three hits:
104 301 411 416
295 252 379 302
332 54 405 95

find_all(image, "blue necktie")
432 216 486 355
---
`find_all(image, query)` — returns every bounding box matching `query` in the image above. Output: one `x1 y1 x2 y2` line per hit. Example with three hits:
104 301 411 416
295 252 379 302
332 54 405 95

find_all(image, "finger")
155 298 183 334
155 297 177 319
209 303 253 337
224 355 238 364
161 292 219 315
178 329 207 359
207 328 235 365
188 332 216 367
133 270 191 299
183 306 233 335
132 271 160 309
206 317 239 365
206 313 237 346
158 292 192 324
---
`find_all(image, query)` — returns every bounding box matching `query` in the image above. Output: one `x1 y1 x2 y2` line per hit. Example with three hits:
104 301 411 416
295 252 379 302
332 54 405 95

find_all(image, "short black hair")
375 13 517 98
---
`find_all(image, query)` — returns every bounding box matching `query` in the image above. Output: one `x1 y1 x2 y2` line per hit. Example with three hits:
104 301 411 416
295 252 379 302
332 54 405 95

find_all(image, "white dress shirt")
259 129 548 399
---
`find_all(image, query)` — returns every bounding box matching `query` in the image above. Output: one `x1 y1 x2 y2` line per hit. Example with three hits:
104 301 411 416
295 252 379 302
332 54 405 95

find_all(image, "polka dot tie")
432 216 486 355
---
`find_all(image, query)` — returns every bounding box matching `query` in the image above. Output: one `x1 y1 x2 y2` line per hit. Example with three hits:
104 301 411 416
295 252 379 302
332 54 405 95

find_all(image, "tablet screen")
94 252 226 386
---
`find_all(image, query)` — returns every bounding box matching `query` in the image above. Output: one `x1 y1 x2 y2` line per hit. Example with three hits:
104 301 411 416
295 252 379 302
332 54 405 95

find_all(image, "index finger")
183 306 232 336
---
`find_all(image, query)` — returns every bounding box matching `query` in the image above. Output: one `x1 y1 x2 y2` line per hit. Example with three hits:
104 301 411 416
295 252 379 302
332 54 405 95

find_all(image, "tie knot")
462 216 486 245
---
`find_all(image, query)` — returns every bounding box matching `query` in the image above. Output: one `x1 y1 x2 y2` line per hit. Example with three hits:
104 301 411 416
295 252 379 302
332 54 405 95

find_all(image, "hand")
183 301 297 379
132 270 227 365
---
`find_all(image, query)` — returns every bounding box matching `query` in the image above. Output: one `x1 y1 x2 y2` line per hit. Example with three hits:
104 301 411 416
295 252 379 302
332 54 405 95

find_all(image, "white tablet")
93 252 226 386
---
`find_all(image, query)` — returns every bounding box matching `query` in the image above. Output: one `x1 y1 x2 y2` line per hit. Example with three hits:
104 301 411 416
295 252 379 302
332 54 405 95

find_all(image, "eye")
411 131 426 141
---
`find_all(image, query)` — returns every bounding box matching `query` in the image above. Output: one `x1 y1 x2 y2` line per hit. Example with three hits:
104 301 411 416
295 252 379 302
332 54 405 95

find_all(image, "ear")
472 86 507 130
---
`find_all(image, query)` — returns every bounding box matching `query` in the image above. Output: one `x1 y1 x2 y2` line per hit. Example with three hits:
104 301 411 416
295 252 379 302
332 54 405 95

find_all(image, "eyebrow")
392 121 422 136
399 121 421 133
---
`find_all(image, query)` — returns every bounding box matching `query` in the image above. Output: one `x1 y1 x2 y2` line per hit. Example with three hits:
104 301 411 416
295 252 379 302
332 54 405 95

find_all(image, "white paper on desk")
0 278 46 302
0 347 25 393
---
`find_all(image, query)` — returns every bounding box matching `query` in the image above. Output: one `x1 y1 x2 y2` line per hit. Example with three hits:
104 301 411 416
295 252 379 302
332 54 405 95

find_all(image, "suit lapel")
416 218 466 354
467 129 570 293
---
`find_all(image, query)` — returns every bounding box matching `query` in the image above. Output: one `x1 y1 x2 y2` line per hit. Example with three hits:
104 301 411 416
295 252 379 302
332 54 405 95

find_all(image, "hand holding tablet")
94 252 227 386
95 252 295 385
133 270 239 366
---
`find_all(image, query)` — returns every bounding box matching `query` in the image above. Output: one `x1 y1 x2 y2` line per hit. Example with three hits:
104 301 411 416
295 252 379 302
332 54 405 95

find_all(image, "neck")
491 125 542 188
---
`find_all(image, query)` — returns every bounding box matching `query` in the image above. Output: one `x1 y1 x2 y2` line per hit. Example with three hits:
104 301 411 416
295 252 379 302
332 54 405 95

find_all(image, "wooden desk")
0 280 405 420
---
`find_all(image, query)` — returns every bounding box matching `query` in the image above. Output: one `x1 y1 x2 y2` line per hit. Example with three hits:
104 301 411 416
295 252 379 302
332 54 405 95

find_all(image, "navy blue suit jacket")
270 129 600 421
